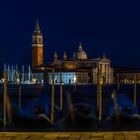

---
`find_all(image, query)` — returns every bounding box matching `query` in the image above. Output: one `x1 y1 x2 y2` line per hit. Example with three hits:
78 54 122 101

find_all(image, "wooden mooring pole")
97 67 102 125
51 67 55 126
18 77 22 112
134 75 136 106
3 71 7 129
60 70 63 112
97 67 99 109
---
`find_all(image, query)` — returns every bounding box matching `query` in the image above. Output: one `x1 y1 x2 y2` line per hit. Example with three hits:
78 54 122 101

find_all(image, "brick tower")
32 20 43 70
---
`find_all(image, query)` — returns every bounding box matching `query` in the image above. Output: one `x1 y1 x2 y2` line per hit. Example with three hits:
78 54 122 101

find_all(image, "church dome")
75 43 88 60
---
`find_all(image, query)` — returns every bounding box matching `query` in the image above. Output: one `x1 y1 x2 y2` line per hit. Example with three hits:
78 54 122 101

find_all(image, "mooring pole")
3 71 7 129
97 67 99 109
51 67 55 126
60 70 63 112
97 66 102 125
98 79 102 125
134 75 136 106
97 66 101 109
18 75 22 112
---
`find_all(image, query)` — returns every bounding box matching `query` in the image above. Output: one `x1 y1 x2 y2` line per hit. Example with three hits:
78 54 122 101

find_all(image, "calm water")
0 84 140 131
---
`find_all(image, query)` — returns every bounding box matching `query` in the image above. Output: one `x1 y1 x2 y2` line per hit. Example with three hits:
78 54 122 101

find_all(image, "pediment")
99 57 111 63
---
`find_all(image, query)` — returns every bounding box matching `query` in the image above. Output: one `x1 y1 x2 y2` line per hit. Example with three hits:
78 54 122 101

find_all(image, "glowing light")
17 78 20 83
0 79 4 83
74 76 76 83
49 72 76 84
32 78 37 83
111 91 116 99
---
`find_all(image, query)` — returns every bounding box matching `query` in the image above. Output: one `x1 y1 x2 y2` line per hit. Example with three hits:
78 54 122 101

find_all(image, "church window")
38 37 42 43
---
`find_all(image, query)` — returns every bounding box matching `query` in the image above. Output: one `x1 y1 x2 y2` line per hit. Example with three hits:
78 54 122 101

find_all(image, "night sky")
0 0 140 68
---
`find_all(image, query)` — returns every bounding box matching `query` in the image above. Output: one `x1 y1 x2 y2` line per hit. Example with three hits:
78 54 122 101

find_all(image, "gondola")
66 102 98 126
109 91 140 123
11 92 51 128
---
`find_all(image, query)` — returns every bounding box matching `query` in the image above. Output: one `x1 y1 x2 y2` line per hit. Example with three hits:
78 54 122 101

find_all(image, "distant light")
32 78 37 83
17 78 20 83
0 79 4 83
100 81 103 84
74 76 76 83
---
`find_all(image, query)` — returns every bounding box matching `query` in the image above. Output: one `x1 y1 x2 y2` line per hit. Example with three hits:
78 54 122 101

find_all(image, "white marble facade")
92 56 113 84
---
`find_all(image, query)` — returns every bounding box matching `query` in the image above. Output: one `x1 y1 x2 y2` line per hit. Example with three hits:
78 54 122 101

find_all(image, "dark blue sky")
0 0 140 67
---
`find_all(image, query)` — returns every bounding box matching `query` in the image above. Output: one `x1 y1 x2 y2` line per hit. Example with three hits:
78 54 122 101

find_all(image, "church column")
106 64 108 83
100 64 102 78
105 64 107 83
108 65 110 83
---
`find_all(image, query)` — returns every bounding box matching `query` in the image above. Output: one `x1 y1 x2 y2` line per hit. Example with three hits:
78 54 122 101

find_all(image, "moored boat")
11 92 51 128
109 91 140 123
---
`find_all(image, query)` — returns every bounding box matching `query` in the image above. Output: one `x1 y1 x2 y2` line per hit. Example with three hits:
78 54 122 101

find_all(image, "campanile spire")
34 19 41 32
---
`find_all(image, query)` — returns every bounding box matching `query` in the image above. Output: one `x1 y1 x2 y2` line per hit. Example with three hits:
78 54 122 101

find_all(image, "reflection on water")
0 84 140 131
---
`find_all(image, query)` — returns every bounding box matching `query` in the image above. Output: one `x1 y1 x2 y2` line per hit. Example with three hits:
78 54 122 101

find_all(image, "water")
0 84 140 131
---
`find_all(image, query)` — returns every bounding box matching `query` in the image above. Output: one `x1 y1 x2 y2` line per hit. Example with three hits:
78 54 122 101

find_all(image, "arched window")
38 37 42 43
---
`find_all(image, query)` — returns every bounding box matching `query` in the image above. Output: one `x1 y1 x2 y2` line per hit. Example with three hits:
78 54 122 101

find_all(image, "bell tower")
32 20 43 69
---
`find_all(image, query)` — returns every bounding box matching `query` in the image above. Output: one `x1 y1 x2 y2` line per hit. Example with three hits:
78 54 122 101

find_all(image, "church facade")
32 21 114 84
48 47 113 84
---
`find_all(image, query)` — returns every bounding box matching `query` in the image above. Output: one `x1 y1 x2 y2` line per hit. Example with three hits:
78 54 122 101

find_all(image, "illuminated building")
114 67 140 84
32 21 113 85
48 44 113 84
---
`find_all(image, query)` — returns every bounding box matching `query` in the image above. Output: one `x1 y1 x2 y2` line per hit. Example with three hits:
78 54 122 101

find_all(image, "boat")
109 91 140 123
11 92 51 128
65 90 98 126
22 66 36 85
66 101 98 127
2 64 43 85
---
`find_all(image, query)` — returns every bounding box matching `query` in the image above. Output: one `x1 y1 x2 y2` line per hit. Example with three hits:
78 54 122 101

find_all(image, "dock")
0 131 140 140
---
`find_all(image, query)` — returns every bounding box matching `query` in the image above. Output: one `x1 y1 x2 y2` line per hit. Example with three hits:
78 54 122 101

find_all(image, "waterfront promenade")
0 131 140 140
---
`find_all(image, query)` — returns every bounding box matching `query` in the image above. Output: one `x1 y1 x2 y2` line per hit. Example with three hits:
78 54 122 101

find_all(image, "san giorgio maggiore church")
32 21 114 84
